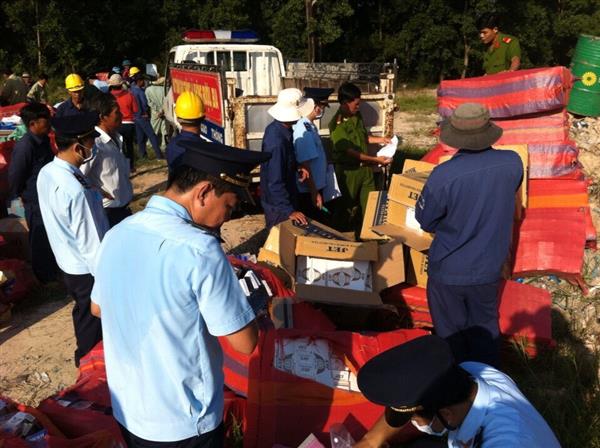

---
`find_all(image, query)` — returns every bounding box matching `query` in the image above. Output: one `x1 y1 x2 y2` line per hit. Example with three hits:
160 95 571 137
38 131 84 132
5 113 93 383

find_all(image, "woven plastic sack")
438 66 572 118
492 110 569 144
243 327 428 447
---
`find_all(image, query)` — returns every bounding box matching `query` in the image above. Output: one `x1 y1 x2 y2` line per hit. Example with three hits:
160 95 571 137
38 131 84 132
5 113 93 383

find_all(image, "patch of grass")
504 308 600 448
395 93 437 115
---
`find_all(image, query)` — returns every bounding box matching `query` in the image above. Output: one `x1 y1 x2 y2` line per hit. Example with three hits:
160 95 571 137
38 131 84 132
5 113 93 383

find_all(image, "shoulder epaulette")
502 37 512 44
303 121 312 131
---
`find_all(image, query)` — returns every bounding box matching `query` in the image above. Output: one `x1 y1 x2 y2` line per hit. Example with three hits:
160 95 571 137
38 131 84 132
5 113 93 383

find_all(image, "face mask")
79 143 97 164
315 110 324 119
410 418 448 437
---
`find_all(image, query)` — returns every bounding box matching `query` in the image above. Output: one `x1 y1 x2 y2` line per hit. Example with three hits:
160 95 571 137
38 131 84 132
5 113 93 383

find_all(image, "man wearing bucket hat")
55 73 88 118
355 335 560 447
415 103 522 368
260 88 309 228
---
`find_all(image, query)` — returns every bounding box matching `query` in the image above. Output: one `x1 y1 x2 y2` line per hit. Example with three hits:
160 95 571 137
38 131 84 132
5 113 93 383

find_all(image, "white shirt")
37 157 109 275
81 126 133 208
448 362 560 448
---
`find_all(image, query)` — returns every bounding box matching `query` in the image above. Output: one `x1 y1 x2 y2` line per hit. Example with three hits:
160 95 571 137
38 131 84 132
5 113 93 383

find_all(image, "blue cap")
111 66 121 74
51 112 100 140
179 140 271 202
122 59 131 66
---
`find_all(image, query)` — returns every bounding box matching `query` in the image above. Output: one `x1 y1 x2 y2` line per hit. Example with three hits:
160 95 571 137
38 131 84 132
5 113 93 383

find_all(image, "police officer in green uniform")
329 82 391 233
478 14 521 75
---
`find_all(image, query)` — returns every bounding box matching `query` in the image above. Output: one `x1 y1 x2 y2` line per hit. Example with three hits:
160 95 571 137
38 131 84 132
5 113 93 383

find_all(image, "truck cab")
167 30 284 96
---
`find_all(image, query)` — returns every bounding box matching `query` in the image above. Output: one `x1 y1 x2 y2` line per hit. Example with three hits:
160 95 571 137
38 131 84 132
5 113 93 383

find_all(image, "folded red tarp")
381 281 554 356
244 327 428 448
438 66 572 118
513 207 586 282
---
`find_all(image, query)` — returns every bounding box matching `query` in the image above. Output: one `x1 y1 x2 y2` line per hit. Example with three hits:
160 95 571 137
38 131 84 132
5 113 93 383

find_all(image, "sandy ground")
0 160 269 406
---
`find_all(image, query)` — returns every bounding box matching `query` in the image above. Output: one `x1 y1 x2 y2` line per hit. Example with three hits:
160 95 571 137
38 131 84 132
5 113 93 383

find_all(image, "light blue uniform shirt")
36 157 109 275
448 362 560 448
91 195 255 442
293 117 327 192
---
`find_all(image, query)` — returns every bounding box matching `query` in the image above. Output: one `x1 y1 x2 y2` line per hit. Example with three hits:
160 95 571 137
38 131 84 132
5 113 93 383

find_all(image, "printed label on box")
405 207 422 232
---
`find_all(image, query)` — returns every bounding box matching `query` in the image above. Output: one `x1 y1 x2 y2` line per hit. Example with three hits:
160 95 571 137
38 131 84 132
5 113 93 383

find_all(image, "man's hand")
289 210 308 225
375 156 393 166
298 167 310 183
311 191 323 210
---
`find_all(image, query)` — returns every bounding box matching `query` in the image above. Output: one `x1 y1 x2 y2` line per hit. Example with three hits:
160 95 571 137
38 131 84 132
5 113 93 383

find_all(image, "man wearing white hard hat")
260 88 310 228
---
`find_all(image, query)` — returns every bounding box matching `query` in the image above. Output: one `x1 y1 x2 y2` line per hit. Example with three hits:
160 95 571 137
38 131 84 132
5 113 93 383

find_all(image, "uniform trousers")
119 123 136 170
427 276 500 367
24 204 59 283
135 117 163 159
62 272 102 367
105 206 132 228
119 423 224 448
332 165 374 233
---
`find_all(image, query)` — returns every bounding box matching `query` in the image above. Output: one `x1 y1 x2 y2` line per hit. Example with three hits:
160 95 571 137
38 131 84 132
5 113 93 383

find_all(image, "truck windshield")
207 51 247 72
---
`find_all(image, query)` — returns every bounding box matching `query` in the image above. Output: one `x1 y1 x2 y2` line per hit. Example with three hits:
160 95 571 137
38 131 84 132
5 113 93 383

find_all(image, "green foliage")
2 1 600 88
396 93 438 114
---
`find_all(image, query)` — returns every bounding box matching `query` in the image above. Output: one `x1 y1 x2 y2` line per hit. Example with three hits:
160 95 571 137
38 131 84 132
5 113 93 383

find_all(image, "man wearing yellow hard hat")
55 73 88 118
166 91 205 175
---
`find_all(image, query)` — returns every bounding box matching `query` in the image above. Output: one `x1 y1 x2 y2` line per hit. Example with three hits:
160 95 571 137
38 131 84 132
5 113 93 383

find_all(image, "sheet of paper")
376 135 398 158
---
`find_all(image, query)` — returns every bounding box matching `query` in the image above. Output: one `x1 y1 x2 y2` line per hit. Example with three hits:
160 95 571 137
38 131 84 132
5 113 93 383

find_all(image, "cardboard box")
360 191 389 241
0 217 30 261
405 246 428 288
371 171 433 251
401 159 436 174
258 219 405 306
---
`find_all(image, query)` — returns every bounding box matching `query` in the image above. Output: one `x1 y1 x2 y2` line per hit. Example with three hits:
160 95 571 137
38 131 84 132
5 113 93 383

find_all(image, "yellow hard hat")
129 66 141 77
65 73 84 92
175 92 205 120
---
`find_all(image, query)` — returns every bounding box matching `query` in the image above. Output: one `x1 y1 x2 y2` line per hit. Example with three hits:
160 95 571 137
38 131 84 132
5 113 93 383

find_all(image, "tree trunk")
35 0 42 69
462 40 470 79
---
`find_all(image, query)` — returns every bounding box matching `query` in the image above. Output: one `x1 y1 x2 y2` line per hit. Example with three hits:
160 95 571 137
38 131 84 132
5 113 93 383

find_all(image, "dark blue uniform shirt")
415 148 523 285
260 120 299 228
166 130 204 174
55 98 86 118
8 131 54 206
130 84 149 119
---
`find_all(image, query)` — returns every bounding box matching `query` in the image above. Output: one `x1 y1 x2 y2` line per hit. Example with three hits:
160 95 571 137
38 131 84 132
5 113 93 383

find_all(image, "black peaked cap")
179 139 271 202
51 112 100 140
303 87 334 103
357 335 456 427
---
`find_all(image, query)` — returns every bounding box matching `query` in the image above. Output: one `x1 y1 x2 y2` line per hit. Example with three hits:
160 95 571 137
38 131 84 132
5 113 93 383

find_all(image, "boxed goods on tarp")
243 327 427 447
258 219 405 306
438 66 572 118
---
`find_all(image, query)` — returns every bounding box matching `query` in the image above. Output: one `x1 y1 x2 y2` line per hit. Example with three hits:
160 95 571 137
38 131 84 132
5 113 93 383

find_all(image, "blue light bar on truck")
182 29 259 43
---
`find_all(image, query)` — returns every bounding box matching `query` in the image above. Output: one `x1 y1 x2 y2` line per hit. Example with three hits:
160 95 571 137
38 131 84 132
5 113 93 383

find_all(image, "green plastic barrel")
568 34 600 117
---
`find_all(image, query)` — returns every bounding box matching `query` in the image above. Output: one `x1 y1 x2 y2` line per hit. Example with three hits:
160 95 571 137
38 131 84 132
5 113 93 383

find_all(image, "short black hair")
421 366 474 415
167 164 236 196
338 82 361 105
38 73 48 81
2 68 13 76
477 13 499 30
55 135 79 151
88 92 118 119
19 103 50 127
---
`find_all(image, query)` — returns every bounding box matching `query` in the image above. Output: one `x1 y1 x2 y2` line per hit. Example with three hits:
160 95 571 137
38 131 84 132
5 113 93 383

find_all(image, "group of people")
0 68 49 106
3 13 561 448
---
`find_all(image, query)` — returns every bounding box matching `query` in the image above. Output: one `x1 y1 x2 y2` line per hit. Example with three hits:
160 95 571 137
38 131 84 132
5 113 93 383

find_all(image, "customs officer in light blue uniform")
90 140 270 448
36 112 109 366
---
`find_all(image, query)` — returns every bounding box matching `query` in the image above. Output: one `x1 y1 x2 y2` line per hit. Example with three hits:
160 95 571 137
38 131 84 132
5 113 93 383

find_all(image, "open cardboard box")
258 219 405 306
372 170 434 251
